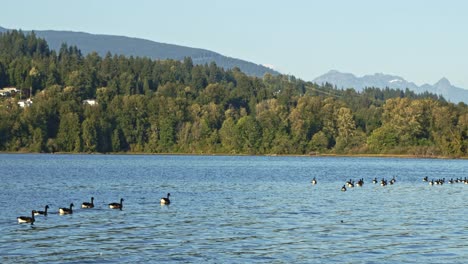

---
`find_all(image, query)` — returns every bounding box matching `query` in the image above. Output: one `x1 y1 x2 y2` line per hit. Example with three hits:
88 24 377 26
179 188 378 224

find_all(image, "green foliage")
310 131 329 152
367 125 399 153
56 112 81 152
0 31 467 157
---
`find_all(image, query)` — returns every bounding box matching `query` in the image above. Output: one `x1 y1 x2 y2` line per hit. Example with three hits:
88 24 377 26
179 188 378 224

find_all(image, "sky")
2 0 468 88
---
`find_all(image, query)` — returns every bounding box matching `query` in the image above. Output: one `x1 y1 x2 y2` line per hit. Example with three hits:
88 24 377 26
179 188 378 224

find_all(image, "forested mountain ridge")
0 26 279 78
1 30 467 157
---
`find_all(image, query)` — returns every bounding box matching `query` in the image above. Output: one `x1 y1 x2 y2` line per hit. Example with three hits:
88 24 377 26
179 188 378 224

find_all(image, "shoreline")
0 151 465 160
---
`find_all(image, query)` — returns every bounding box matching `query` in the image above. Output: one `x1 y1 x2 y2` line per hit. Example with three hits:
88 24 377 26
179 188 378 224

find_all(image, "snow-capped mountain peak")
312 70 468 103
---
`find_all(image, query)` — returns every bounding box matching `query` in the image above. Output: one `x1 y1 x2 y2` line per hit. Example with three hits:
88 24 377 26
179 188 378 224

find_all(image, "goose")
35 205 49 216
17 210 36 225
356 178 364 187
341 185 347 192
380 178 387 186
435 179 443 185
59 203 74 215
311 177 317 185
160 193 171 205
109 198 124 210
81 197 94 208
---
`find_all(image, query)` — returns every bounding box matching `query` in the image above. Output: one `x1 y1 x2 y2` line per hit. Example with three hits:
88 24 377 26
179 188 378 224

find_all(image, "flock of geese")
310 176 393 192
17 193 171 225
423 176 468 185
340 176 397 191
309 176 468 192
18 175 467 225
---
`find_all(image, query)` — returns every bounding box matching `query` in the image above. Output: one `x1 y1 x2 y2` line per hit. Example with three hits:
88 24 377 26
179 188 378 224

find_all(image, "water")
0 154 467 263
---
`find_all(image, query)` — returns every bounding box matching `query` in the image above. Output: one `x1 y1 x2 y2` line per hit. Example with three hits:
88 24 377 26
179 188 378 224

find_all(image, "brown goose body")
18 210 36 225
59 203 74 215
35 205 49 216
160 193 171 205
109 198 124 210
82 197 94 208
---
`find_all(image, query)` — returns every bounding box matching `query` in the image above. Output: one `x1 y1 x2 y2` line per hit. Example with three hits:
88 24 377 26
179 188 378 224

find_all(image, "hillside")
1 30 467 157
0 26 279 78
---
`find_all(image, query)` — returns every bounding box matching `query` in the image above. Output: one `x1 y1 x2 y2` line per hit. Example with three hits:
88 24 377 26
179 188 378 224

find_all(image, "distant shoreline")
0 151 464 160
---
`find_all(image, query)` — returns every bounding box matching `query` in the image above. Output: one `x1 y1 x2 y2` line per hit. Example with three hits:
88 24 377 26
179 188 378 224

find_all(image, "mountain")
0 26 279 78
313 70 468 104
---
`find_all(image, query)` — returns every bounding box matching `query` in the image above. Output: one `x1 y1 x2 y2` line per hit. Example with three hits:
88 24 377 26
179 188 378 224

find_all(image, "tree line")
0 30 467 157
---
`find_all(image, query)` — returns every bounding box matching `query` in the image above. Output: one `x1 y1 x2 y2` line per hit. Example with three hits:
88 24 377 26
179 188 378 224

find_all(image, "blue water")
0 154 467 263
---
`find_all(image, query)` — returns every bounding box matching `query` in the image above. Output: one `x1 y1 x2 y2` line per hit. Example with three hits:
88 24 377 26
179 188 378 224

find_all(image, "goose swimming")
81 197 94 208
35 205 49 216
59 203 74 215
109 198 124 210
160 193 171 205
17 210 36 225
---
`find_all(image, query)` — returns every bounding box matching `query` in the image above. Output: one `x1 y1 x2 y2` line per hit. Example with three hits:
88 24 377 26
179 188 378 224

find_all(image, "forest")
0 30 467 157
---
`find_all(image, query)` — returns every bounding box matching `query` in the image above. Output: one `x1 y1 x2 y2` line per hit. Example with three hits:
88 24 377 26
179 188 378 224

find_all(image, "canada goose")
109 198 124 210
59 203 74 215
17 210 36 225
81 197 94 208
160 193 171 205
380 178 387 186
311 177 317 185
35 205 49 216
356 178 364 187
341 185 347 192
434 178 444 185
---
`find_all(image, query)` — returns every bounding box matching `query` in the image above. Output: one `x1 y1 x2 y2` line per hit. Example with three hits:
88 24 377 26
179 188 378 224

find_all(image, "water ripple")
1 154 467 263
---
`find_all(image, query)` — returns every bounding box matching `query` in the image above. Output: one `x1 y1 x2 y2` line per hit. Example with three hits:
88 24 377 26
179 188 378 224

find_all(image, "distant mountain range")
313 70 468 104
0 26 279 78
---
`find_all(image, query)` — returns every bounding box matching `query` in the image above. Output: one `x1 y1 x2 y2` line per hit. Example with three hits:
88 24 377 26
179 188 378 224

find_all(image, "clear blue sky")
2 0 468 88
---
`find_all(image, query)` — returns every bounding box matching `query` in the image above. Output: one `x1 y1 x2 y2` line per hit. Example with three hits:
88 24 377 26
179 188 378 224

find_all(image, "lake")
0 154 467 263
